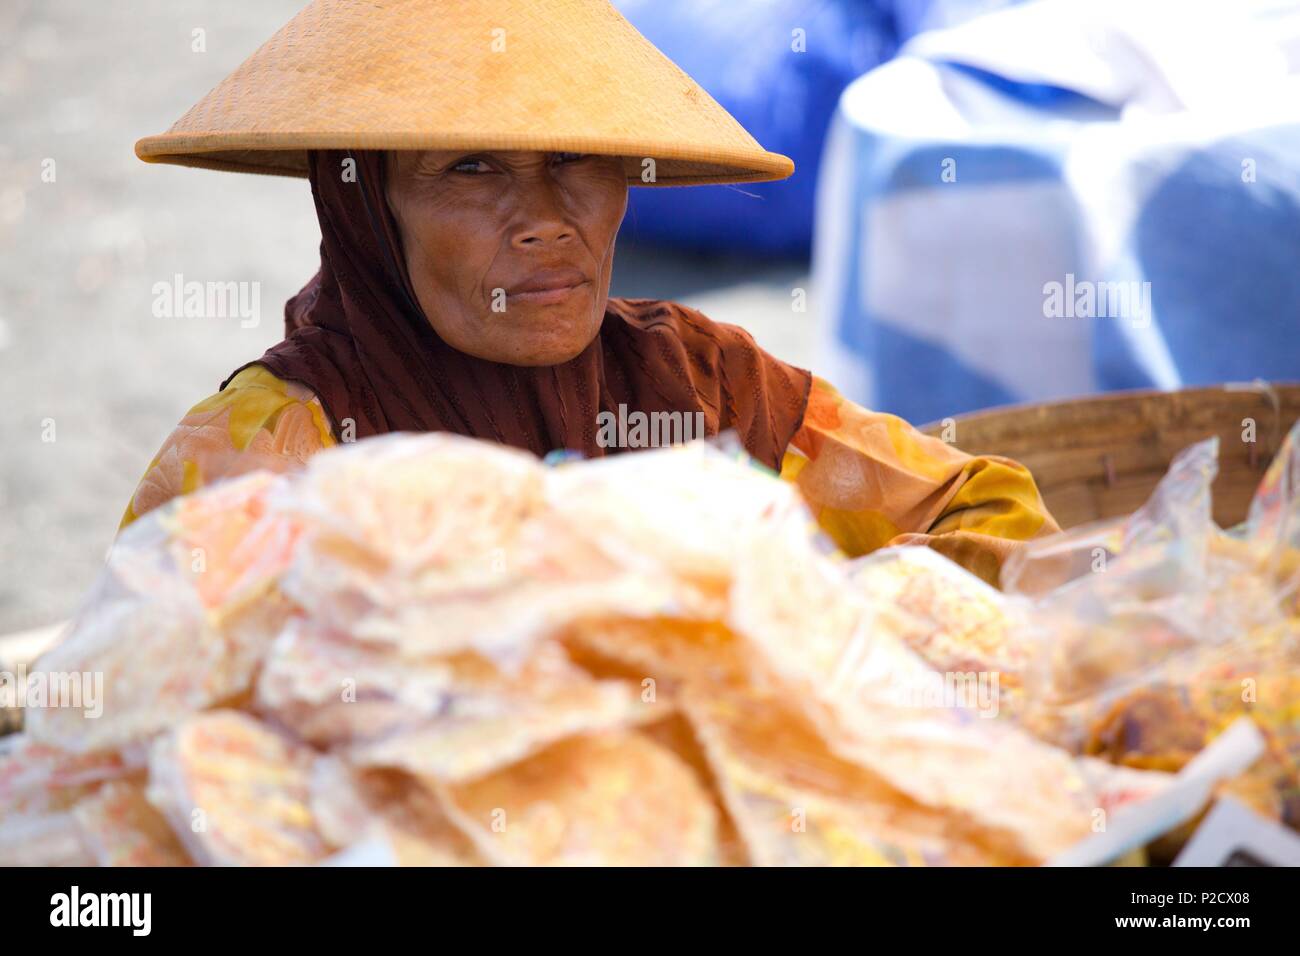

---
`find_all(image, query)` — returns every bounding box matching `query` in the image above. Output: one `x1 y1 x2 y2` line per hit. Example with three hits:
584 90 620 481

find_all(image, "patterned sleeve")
780 376 1060 585
118 365 336 532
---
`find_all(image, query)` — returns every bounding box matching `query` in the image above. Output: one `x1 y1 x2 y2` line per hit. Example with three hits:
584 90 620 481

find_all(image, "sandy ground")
0 0 816 633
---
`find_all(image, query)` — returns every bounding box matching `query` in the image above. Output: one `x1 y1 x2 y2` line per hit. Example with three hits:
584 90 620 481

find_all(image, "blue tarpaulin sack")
614 0 897 257
813 0 1300 423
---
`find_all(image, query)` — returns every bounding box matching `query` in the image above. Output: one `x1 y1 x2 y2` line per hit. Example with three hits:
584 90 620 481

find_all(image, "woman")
124 0 1057 586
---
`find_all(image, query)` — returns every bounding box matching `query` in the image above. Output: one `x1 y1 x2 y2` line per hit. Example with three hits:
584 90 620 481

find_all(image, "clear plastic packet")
1002 436 1220 602
307 758 481 865
1003 439 1285 739
22 428 1290 866
73 780 193 867
146 710 329 866
1050 719 1267 866
0 809 96 866
24 472 297 753
160 470 301 617
999 432 1300 834
273 433 546 616
846 545 1031 719
723 516 1103 863
0 734 145 866
436 730 720 866
0 733 143 818
544 439 823 614
277 433 680 662
1246 419 1300 613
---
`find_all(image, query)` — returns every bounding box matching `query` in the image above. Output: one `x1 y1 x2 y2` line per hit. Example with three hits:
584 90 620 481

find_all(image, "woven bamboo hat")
135 0 794 186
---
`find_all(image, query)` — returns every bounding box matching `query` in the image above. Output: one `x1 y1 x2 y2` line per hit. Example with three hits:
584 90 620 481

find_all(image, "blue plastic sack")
614 0 897 257
813 0 1300 423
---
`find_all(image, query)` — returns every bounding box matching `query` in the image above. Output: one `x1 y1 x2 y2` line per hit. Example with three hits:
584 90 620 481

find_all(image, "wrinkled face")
384 149 628 366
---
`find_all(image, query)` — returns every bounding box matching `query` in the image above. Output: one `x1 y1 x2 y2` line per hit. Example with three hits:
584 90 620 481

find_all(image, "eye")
450 155 493 174
552 152 586 165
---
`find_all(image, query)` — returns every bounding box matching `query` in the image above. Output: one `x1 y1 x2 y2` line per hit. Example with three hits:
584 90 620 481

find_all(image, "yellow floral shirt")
120 366 1058 585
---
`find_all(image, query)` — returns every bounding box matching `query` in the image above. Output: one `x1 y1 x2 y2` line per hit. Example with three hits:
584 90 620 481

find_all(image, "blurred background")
2 0 1298 633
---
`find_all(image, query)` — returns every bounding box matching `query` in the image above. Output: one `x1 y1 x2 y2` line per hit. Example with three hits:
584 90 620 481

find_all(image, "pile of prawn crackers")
2 431 1296 866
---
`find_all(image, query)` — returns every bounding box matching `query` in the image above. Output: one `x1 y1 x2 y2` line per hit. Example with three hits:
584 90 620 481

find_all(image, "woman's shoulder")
604 296 770 357
118 364 335 530
606 296 723 330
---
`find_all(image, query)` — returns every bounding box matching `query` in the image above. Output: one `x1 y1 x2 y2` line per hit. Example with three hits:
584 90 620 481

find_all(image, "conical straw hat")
135 0 794 186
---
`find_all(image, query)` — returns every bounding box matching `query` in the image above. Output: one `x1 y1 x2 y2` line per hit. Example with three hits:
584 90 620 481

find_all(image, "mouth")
505 267 590 306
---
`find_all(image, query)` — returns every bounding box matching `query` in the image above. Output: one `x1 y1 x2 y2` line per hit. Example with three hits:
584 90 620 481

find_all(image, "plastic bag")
10 431 1271 866
1246 419 1300 613
1004 440 1277 721
1003 429 1300 830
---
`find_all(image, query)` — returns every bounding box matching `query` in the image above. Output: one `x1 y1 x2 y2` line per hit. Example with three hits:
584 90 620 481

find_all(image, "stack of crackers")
1 435 1159 866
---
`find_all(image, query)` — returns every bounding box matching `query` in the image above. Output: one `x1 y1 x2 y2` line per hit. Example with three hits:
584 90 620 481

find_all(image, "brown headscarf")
221 150 812 472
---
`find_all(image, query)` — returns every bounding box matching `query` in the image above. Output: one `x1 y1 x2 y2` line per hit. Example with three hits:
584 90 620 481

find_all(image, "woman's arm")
118 365 335 531
780 377 1059 585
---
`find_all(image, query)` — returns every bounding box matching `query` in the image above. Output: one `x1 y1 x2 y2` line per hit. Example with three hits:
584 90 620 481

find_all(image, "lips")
505 267 589 305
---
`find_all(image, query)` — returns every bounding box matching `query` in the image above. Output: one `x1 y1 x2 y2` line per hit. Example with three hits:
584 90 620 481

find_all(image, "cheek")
597 175 629 232
406 203 500 302
579 180 628 261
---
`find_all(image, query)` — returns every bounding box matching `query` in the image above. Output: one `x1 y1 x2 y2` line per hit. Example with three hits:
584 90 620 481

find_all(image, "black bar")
0 865 1285 941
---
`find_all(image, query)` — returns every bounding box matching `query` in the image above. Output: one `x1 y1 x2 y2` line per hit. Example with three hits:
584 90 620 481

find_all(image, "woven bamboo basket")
920 382 1300 530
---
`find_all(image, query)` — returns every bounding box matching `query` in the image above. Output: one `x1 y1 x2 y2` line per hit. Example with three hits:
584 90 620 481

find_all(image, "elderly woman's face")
385 149 628 366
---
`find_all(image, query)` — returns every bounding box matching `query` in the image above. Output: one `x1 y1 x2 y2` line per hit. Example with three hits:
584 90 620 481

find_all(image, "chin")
497 305 603 366
455 323 599 367
505 334 596 367
435 294 607 365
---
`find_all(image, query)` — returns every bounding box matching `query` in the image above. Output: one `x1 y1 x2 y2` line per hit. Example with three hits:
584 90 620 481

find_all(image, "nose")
509 177 575 249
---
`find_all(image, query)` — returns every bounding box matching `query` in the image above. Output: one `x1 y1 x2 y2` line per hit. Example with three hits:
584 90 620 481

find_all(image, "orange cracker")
678 684 1022 866
146 710 328 866
74 779 193 866
309 757 482 865
440 731 718 866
